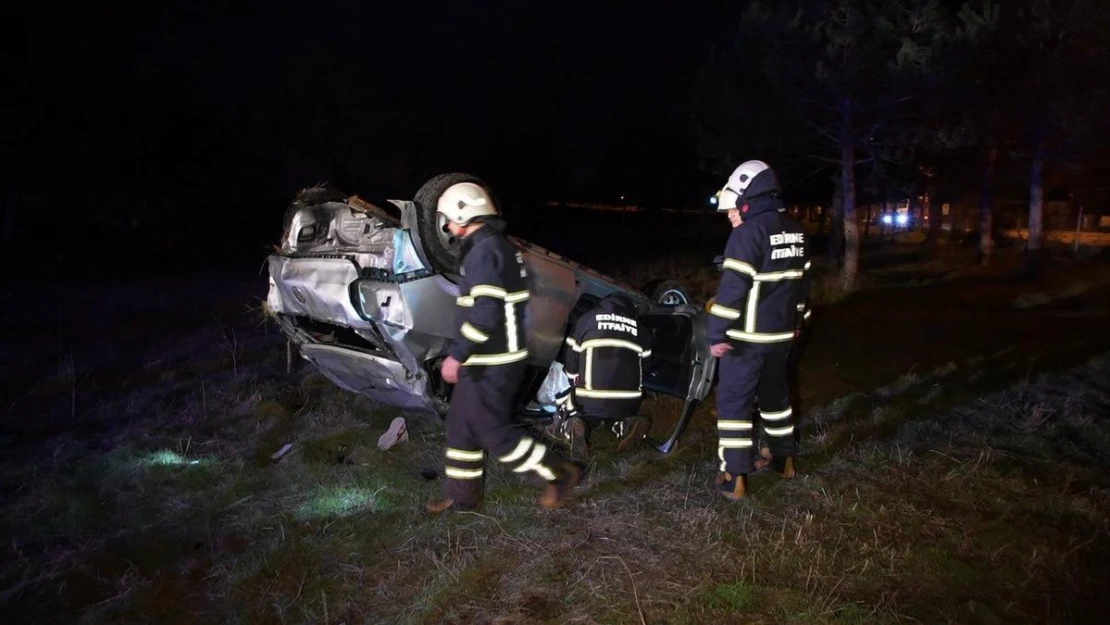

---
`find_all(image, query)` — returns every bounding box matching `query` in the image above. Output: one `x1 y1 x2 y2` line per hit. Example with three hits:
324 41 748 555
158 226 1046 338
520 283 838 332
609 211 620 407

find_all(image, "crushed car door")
640 304 717 453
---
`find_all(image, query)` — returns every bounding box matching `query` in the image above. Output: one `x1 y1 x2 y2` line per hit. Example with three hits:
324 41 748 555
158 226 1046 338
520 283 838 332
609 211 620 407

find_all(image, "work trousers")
716 342 797 475
443 363 566 506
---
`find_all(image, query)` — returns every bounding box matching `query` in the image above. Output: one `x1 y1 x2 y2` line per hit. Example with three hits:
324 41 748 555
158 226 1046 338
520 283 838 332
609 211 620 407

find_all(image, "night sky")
12 1 733 218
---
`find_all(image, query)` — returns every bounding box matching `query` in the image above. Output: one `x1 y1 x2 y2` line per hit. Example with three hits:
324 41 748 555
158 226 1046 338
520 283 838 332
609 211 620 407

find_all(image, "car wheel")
644 279 691 306
413 173 497 273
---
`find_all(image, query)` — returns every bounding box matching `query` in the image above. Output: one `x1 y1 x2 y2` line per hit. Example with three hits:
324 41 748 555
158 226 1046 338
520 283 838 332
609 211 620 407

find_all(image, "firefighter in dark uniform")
425 181 582 515
707 160 812 500
551 293 653 457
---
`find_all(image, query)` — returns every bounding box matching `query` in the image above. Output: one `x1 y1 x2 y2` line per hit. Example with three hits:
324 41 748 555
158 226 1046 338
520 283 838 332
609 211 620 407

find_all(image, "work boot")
540 462 583 509
563 416 590 460
715 471 748 500
425 498 481 515
615 415 651 453
770 455 796 479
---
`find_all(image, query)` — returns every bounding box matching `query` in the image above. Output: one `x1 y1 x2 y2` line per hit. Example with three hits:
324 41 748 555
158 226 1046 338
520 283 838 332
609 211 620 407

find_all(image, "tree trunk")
978 145 997 265
923 192 942 259
839 146 859 292
827 187 843 268
816 203 827 236
863 203 872 241
1023 130 1046 278
2 192 14 255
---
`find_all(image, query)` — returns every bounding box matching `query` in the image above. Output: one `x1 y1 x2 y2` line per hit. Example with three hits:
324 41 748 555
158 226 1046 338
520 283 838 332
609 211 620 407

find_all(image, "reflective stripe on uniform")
503 439 557 481
765 425 795 437
565 337 581 352
744 283 760 333
444 467 484 479
723 258 757 276
580 338 643 353
709 303 741 320
469 284 530 303
726 329 795 343
760 407 793 422
504 302 519 352
446 448 484 462
498 438 533 463
460 322 490 343
716 420 753 430
754 269 805 282
575 388 642 399
718 439 753 448
463 349 529 366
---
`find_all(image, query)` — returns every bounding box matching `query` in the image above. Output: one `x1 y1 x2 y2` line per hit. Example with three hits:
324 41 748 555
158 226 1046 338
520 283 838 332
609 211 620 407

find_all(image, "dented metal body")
266 184 716 422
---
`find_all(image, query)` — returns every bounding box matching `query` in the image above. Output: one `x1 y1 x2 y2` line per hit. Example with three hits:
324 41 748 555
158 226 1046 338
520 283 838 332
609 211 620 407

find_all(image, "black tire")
413 173 496 273
644 279 691 306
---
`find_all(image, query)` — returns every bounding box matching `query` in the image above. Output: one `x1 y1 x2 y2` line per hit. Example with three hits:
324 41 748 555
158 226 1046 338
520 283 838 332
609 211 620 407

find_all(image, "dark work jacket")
449 224 530 366
707 195 812 346
563 296 652 414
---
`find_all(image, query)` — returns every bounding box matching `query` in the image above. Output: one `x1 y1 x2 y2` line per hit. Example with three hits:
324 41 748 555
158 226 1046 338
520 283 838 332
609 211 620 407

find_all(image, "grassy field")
3 242 1110 624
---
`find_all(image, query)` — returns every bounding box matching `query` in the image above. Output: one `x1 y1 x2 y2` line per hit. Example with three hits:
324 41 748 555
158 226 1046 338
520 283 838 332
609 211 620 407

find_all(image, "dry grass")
3 250 1110 624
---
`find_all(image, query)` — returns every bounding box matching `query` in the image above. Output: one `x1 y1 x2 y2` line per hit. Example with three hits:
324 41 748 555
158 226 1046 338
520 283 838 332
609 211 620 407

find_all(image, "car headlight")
882 215 893 225
896 214 908 225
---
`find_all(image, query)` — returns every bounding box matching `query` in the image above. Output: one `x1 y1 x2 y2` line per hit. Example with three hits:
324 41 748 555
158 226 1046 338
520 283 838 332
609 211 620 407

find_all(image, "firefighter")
550 293 653 457
425 181 582 514
707 160 812 500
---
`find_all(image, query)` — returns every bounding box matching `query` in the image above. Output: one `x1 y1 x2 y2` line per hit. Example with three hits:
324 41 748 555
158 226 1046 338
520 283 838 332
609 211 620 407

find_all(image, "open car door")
640 304 717 454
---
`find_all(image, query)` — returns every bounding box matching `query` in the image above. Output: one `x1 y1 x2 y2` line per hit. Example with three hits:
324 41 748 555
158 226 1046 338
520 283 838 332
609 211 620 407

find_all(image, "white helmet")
436 182 499 224
716 159 780 211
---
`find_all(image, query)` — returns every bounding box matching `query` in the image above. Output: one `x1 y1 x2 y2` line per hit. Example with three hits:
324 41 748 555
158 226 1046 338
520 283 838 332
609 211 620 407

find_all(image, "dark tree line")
695 0 1110 289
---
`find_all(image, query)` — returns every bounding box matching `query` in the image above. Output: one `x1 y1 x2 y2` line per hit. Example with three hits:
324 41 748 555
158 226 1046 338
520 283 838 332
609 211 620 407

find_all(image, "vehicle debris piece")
377 416 408 451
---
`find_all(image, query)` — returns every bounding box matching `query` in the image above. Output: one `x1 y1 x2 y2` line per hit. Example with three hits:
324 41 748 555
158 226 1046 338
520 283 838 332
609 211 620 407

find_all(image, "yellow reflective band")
446 448 484 462
444 467 484 479
463 349 529 366
469 284 507 298
745 283 760 333
796 302 807 311
511 442 546 472
456 296 475 307
461 322 490 343
804 260 812 270
498 437 533 463
764 425 795 437
716 420 753 429
709 303 741 320
469 285 530 302
722 258 757 276
719 439 754 448
512 442 556 481
576 389 642 399
640 350 652 358
726 330 795 343
581 338 643 353
803 310 812 320
504 301 520 352
754 270 805 282
565 337 580 351
760 407 793 421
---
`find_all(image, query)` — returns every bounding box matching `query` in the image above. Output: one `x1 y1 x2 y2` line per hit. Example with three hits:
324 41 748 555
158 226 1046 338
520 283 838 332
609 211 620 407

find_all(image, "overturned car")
265 173 715 451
